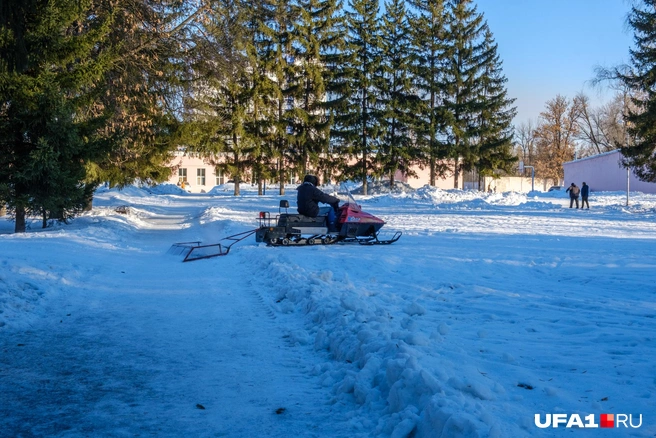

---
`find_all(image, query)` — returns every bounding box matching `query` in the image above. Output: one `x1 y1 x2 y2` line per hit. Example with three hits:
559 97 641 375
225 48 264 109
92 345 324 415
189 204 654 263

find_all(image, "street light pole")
627 167 630 207
524 166 535 192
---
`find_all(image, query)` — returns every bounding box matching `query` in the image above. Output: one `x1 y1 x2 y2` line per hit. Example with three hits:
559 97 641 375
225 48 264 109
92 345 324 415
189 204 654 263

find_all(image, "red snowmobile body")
336 202 385 238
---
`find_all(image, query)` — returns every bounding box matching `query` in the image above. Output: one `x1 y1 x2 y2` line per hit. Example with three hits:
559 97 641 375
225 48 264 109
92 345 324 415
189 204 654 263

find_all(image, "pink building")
167 151 227 193
563 150 656 193
393 168 461 189
168 151 463 192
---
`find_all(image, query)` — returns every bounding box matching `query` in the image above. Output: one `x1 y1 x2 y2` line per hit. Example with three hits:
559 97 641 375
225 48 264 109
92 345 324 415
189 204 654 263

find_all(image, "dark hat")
303 174 318 186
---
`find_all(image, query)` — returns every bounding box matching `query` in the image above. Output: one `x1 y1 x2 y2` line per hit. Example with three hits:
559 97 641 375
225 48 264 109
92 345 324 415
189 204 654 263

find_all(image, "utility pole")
524 166 535 192
627 167 630 207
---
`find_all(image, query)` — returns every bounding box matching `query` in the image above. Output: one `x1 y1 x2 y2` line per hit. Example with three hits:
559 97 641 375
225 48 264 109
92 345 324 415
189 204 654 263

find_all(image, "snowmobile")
170 191 401 261
254 199 401 247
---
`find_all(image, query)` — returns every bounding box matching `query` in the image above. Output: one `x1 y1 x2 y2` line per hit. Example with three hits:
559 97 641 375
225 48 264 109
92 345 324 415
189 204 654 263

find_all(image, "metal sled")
168 229 256 262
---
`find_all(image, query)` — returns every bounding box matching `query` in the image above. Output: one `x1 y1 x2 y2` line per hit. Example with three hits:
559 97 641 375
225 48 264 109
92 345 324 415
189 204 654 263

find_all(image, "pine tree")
0 0 113 232
473 26 517 181
245 2 279 195
333 0 381 195
441 0 514 188
376 0 420 188
288 0 344 179
84 0 197 190
408 0 450 186
258 0 298 195
180 0 258 196
617 1 656 182
441 0 487 188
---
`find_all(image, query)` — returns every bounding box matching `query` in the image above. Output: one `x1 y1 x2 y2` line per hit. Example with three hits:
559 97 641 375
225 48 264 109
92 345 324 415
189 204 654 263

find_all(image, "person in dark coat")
297 175 340 218
581 182 590 209
565 182 580 208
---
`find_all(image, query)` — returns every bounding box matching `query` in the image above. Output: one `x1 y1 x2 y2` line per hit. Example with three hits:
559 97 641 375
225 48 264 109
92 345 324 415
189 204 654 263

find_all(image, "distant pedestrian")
581 182 590 209
565 183 580 208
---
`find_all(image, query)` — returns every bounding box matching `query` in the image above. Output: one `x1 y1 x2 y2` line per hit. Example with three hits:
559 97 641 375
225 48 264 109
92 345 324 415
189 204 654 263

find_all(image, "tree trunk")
15 205 26 233
42 209 47 229
0 204 6 216
429 156 436 186
278 159 285 196
362 153 368 196
233 176 240 196
83 195 93 212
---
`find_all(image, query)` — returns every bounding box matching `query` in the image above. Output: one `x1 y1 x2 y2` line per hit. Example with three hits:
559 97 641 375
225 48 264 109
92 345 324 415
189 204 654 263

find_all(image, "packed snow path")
0 197 358 437
1 185 655 437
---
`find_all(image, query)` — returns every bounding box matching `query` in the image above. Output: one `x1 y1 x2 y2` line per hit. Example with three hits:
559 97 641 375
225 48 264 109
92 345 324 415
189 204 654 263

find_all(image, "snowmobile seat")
282 214 326 226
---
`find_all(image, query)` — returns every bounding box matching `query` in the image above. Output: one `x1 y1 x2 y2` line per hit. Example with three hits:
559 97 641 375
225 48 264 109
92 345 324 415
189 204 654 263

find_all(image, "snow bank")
253 254 500 437
0 263 60 329
149 183 189 195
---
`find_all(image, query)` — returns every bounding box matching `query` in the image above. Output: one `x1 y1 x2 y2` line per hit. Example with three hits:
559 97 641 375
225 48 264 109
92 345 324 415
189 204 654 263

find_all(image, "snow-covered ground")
1 184 654 437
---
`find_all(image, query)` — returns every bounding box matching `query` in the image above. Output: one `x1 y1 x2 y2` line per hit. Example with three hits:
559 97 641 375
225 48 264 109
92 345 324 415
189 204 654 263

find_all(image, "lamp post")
524 166 535 192
627 167 630 207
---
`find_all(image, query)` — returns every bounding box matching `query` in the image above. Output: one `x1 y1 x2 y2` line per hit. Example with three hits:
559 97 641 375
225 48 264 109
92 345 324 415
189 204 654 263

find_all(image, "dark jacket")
297 182 339 217
581 184 589 198
566 184 580 198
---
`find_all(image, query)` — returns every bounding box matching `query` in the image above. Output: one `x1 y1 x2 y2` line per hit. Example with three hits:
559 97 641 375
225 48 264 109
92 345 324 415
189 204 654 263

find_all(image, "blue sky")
475 0 634 125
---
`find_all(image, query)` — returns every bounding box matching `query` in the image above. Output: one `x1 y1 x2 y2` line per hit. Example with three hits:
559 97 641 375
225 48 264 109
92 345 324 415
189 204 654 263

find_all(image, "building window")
197 168 206 186
216 169 224 185
178 168 187 183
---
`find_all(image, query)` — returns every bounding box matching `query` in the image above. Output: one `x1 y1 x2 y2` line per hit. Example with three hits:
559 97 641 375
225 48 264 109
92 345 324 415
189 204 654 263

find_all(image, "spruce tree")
245 2 279 195
407 0 450 186
84 0 195 191
180 0 257 196
0 0 112 232
473 26 517 182
617 1 656 182
334 0 381 195
258 0 298 195
376 0 420 188
442 0 505 188
288 0 344 178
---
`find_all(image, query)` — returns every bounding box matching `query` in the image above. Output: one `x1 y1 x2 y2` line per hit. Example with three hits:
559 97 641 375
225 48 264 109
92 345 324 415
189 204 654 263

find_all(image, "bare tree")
574 93 607 156
575 92 644 156
533 95 580 182
515 119 536 167
574 92 635 157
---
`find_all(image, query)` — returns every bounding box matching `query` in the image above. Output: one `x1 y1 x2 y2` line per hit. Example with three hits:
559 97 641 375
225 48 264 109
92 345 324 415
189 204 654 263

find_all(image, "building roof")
564 149 620 165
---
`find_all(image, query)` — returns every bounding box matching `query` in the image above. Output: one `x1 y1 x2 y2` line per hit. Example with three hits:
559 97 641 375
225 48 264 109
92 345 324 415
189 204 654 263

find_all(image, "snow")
1 184 654 437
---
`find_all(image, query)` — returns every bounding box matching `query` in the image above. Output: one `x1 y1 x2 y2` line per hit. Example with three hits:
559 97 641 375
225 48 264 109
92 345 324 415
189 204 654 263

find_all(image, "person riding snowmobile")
297 175 340 221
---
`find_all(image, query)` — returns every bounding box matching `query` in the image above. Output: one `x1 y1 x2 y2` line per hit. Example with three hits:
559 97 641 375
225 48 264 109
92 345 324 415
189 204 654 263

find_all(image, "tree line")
1 0 516 232
5 0 656 233
178 0 517 196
